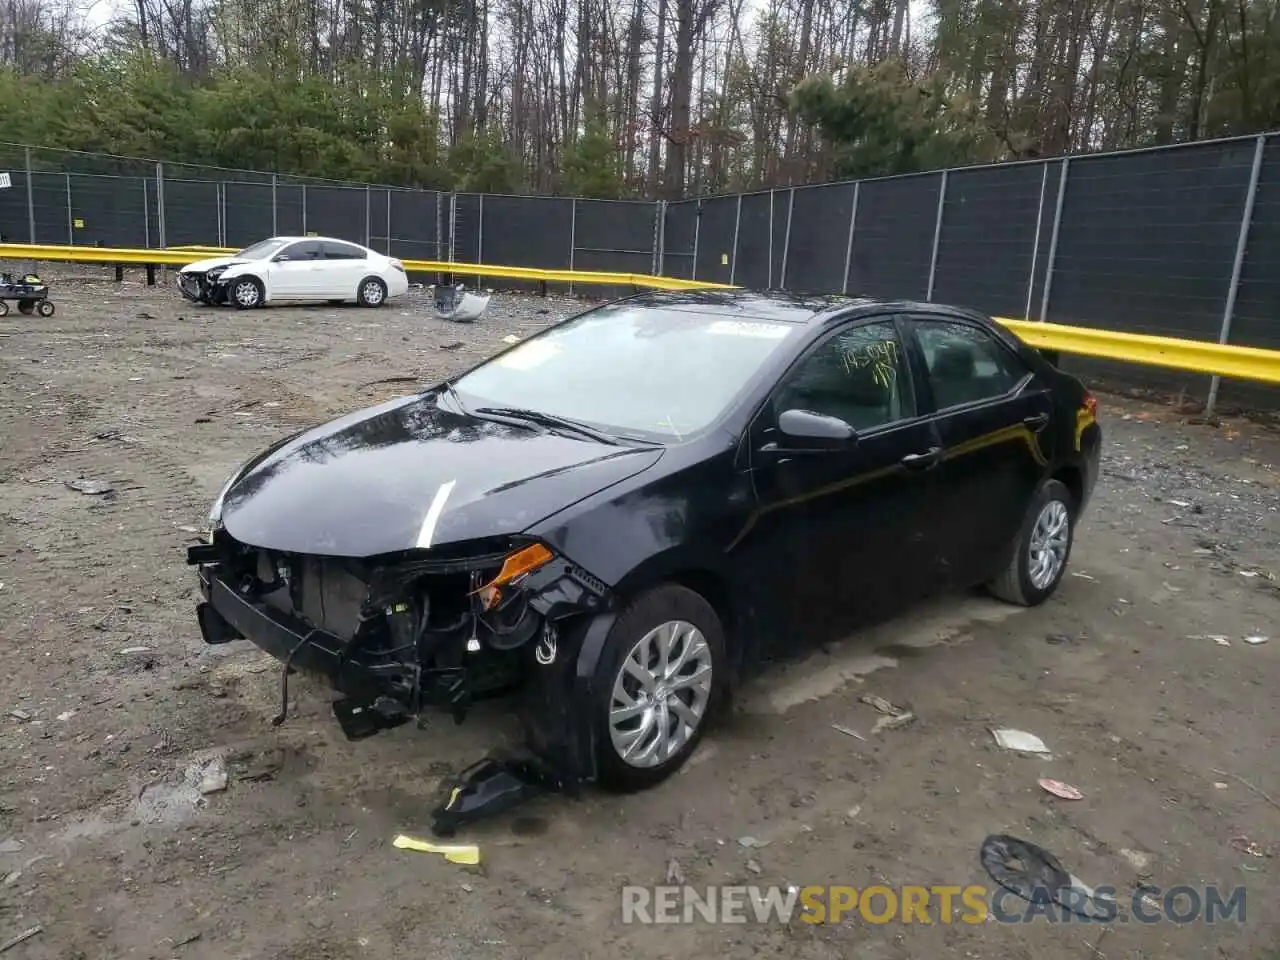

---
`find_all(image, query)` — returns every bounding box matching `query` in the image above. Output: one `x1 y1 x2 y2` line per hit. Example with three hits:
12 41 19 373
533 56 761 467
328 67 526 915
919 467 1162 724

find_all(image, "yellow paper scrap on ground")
393 833 480 865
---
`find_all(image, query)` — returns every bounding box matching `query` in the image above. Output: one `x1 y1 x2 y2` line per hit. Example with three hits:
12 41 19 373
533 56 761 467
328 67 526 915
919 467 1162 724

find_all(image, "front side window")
279 240 322 261
452 304 799 441
913 319 1029 410
773 319 916 431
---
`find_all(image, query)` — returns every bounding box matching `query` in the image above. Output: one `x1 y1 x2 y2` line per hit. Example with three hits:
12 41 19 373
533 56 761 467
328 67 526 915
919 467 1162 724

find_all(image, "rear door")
268 240 324 298
319 240 370 299
902 314 1056 587
744 315 945 650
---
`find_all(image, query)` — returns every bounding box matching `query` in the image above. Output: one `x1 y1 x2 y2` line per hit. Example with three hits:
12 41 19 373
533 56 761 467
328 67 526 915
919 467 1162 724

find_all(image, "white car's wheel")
357 276 388 307
231 277 264 309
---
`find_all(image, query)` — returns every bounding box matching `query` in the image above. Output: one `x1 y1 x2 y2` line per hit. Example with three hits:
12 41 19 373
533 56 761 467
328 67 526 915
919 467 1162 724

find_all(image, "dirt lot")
1 268 1278 960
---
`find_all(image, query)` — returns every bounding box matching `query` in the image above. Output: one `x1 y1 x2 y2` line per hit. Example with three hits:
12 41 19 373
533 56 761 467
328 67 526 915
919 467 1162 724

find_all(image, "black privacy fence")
0 134 1276 407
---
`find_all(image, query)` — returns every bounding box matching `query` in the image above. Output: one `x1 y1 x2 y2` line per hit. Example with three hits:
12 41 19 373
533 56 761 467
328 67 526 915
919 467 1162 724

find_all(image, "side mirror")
777 408 856 444
272 254 290 262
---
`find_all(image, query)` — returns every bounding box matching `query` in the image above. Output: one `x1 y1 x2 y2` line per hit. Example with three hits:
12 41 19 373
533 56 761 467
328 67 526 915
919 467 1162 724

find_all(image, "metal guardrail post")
478 194 486 263
386 190 392 255
271 175 278 235
365 185 371 247
767 190 774 288
1024 163 1050 320
24 147 34 243
1206 134 1267 418
142 180 150 248
301 183 307 234
155 163 166 249
65 174 73 245
780 188 795 289
691 199 701 281
926 170 948 300
729 194 742 284
842 181 860 294
1038 158 1070 322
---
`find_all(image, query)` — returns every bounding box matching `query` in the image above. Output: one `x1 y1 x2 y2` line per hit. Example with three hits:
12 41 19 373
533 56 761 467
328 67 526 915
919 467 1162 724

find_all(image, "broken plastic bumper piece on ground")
393 834 481 864
429 283 491 322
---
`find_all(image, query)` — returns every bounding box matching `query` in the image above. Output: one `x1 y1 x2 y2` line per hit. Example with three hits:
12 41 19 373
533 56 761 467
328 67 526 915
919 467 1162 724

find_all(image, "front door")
904 315 1056 587
743 316 944 654
268 240 323 299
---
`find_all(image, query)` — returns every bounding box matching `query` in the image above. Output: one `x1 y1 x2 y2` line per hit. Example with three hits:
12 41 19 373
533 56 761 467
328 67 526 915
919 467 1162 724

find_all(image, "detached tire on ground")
986 478 1076 607
591 583 726 791
357 276 388 307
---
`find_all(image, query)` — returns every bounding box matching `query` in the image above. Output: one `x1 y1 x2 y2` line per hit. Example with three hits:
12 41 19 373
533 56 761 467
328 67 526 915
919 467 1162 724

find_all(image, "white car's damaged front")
177 238 290 305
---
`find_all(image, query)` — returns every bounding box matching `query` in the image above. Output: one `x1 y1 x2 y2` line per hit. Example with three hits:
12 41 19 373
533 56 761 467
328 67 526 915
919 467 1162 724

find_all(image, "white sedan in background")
176 236 410 309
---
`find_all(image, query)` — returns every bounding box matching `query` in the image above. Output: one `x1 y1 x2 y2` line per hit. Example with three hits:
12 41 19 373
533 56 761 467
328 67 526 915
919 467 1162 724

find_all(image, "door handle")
901 446 942 470
1023 412 1050 432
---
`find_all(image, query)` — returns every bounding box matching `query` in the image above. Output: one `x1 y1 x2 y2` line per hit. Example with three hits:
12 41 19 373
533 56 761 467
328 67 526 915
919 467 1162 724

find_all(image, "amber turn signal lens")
492 543 553 585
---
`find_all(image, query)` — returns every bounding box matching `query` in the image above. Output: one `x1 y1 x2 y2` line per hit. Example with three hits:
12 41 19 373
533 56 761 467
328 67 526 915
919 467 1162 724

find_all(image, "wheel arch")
607 551 741 677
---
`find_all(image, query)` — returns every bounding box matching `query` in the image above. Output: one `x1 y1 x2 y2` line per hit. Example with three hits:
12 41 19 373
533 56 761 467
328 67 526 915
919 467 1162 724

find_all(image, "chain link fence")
0 134 1277 407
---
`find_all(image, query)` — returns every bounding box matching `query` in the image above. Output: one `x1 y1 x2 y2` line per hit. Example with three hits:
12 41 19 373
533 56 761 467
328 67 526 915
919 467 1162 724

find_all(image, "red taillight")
1083 391 1098 417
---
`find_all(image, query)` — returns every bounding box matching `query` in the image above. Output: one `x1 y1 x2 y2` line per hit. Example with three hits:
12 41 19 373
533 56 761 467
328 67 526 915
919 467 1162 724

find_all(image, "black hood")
219 393 663 558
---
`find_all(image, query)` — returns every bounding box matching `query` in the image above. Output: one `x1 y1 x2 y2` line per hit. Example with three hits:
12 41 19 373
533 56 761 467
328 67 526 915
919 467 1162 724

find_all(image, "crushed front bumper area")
177 272 231 305
187 533 615 793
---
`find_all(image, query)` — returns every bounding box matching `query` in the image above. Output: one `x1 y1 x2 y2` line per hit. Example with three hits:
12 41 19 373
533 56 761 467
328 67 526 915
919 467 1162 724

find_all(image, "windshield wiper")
472 406 647 446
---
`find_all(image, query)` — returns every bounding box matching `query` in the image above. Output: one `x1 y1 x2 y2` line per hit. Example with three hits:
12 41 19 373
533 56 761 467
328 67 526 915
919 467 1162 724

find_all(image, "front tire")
230 276 264 309
591 584 725 791
357 276 388 307
986 478 1075 607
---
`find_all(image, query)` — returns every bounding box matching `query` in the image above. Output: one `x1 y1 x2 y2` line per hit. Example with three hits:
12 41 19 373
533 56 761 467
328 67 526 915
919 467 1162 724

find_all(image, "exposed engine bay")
188 530 614 827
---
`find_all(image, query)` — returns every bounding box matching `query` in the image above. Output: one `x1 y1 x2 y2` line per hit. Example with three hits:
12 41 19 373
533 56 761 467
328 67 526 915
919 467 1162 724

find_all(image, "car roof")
620 288 993 327
268 236 367 246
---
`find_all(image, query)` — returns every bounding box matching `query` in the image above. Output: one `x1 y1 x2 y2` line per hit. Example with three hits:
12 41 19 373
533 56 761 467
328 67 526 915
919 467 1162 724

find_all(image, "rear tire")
36 299 54 317
986 478 1075 607
357 276 388 307
591 584 726 792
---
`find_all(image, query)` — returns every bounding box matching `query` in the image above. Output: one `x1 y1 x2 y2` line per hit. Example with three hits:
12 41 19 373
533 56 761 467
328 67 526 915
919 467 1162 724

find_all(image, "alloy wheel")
234 280 260 307
1028 499 1070 590
361 280 385 305
608 619 713 768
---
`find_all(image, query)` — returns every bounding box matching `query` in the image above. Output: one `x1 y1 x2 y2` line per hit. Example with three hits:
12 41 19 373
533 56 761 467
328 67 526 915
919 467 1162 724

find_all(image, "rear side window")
913 319 1029 410
322 241 367 260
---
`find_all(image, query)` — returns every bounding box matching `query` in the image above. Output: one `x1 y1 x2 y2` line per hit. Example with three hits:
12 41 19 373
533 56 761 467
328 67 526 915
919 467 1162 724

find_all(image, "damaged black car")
188 290 1101 817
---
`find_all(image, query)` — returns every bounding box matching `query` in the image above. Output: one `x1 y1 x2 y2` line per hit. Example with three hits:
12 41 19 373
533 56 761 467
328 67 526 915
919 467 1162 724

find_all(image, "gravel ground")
0 268 1278 959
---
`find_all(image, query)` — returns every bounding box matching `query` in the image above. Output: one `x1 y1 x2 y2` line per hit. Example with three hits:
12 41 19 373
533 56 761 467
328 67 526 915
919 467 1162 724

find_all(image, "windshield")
235 238 289 260
452 303 797 441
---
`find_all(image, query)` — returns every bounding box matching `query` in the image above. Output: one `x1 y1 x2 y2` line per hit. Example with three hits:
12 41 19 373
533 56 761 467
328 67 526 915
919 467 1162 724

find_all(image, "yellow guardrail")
995 317 1280 385
2 241 1277 384
0 242 731 292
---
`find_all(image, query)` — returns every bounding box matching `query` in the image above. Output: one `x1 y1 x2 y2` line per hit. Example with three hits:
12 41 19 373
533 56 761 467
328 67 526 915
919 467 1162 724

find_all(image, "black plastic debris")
980 834 1114 919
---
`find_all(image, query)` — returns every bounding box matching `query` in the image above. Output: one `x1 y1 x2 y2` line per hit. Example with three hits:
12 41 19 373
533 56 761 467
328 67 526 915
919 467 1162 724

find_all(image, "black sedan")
188 290 1101 796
